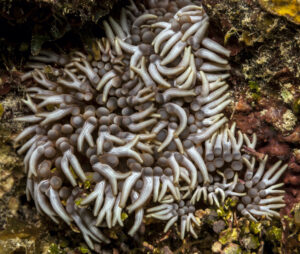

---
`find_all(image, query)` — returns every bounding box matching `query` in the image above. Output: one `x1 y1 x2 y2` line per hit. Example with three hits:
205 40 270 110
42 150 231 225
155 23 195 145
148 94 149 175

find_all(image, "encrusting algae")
259 0 300 25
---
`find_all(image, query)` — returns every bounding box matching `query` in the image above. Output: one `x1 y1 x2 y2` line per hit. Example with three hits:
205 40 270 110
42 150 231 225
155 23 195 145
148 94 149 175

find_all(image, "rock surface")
0 0 299 253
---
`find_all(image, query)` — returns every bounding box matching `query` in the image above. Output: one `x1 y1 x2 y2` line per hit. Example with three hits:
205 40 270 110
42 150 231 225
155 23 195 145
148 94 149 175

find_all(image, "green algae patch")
223 243 242 254
266 226 282 242
48 243 66 254
219 228 239 245
84 179 91 189
121 212 129 221
79 245 92 254
75 198 83 206
250 221 262 235
241 234 260 250
292 98 300 114
248 81 261 101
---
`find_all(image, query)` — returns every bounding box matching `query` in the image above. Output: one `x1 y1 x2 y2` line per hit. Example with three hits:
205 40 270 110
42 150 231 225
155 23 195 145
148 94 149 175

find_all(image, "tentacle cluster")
15 0 287 250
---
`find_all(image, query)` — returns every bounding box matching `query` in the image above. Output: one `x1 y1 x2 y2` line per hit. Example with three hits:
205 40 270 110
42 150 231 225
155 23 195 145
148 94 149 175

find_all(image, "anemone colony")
15 0 288 250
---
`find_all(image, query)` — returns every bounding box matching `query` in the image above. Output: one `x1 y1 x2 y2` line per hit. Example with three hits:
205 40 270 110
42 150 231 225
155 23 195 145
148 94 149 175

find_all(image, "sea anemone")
15 0 288 250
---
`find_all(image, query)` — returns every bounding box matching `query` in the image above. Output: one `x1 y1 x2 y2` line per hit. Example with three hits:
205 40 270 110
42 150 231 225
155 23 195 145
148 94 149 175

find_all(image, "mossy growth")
223 243 242 254
250 221 262 235
83 179 91 190
219 228 239 245
78 244 92 254
294 203 300 226
0 104 4 118
275 109 297 132
248 80 261 101
281 84 294 104
47 242 94 254
266 226 282 242
48 243 66 254
241 234 260 250
292 98 300 115
210 197 287 253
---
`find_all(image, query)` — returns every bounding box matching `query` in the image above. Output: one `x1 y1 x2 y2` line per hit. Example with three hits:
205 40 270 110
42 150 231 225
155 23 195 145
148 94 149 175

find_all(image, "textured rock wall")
0 0 299 253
